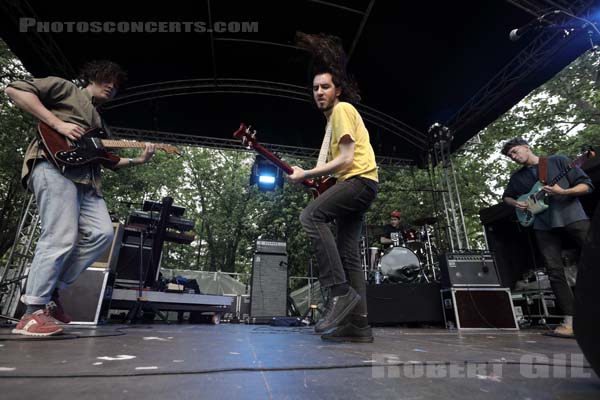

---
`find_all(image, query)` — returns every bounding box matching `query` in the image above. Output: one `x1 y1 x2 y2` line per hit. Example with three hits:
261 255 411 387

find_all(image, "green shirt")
9 76 114 195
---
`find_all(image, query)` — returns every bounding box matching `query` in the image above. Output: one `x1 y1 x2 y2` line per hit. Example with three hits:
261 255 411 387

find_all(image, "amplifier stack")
439 252 518 330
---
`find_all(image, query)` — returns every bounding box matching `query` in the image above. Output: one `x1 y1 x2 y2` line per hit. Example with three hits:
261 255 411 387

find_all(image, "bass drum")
379 246 422 283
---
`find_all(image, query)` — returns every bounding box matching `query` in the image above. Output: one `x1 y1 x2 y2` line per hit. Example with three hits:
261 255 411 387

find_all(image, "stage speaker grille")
250 248 288 319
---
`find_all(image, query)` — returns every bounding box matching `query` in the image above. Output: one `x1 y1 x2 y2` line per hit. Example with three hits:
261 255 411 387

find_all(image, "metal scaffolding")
447 0 595 139
428 124 470 252
0 194 40 319
109 125 416 168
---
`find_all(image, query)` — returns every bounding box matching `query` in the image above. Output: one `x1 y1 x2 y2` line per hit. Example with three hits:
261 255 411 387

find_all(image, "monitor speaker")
59 267 115 325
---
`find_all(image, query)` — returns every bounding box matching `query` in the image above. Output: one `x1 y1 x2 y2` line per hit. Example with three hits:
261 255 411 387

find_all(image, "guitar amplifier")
439 252 501 288
250 251 288 320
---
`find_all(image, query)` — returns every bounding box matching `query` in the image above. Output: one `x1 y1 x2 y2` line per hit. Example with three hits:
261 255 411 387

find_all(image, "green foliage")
0 39 33 259
449 48 600 247
1 40 598 281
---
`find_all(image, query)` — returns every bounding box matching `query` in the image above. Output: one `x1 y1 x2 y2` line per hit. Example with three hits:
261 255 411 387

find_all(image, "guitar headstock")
583 146 596 160
573 146 596 168
232 123 257 148
158 144 183 156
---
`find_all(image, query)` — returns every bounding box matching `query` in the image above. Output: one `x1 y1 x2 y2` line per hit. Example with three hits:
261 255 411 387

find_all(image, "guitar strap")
538 157 548 184
316 119 333 168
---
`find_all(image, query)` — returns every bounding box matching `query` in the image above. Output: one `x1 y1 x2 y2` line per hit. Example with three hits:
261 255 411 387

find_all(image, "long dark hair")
295 32 360 103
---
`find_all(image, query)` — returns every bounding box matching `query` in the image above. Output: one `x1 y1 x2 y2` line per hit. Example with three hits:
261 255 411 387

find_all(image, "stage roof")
0 0 598 165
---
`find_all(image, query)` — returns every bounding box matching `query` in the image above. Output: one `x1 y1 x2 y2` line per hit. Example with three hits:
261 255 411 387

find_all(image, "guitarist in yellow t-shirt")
288 33 378 343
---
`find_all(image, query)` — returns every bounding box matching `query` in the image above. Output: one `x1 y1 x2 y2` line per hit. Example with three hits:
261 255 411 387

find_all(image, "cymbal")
412 216 438 226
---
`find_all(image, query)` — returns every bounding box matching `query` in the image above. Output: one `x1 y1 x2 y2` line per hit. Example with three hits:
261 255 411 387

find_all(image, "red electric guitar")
37 121 181 169
232 123 336 198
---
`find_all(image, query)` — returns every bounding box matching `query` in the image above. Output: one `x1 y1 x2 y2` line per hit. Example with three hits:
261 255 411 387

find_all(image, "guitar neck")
546 156 586 186
249 140 318 188
534 153 590 200
100 140 148 150
251 141 294 175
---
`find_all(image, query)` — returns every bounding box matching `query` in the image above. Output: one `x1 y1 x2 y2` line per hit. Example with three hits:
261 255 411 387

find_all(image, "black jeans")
534 219 590 316
300 177 377 316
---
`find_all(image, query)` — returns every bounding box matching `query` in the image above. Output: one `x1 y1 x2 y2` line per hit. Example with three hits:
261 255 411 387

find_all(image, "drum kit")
362 216 440 284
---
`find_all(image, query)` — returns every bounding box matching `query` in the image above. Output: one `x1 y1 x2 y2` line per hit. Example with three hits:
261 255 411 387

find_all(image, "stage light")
250 155 284 191
258 175 276 185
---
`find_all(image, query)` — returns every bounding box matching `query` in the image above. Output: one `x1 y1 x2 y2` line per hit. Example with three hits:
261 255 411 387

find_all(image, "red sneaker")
12 309 64 336
48 289 72 324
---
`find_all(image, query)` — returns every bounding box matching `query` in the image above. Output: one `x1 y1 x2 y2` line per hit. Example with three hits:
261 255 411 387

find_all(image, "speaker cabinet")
441 288 518 330
59 267 115 325
367 283 444 325
91 222 124 271
114 243 155 287
250 252 288 319
439 252 501 288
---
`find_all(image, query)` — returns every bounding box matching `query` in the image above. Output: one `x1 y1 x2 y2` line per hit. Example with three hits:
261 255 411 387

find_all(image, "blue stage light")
250 155 284 191
258 175 276 185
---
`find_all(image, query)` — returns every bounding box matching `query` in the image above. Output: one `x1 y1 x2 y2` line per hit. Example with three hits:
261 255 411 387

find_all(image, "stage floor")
0 323 598 399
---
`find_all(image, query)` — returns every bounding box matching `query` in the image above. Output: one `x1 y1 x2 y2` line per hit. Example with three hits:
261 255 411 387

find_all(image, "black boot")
314 287 360 333
321 319 374 343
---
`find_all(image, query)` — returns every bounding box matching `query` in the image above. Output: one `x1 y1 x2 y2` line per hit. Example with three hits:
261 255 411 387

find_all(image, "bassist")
5 60 155 336
288 33 378 342
501 138 593 337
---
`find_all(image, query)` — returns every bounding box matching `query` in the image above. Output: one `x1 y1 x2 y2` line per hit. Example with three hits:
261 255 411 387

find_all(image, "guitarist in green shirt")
5 61 156 336
501 138 594 337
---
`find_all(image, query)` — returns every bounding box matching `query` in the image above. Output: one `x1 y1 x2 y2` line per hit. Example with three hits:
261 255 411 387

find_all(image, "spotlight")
250 155 284 191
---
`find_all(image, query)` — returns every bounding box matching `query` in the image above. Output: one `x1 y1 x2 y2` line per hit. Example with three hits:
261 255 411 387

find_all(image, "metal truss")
428 125 470 252
102 78 428 151
447 0 595 137
0 194 40 319
507 0 588 17
0 0 76 78
109 125 415 168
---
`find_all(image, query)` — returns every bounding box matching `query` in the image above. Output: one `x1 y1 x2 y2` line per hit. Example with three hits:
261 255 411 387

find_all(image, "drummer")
380 211 409 248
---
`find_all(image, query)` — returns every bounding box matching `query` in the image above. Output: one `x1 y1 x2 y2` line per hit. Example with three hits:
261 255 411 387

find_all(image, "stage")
0 324 598 399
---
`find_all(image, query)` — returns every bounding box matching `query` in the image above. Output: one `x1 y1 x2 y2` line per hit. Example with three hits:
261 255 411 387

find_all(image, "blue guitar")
516 149 595 226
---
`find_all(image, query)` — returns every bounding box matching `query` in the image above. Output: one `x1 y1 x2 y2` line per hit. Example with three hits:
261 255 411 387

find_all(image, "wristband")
304 171 310 179
128 158 134 165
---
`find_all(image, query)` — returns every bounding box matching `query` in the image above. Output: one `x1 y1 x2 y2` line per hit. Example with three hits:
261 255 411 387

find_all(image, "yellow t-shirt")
328 102 378 182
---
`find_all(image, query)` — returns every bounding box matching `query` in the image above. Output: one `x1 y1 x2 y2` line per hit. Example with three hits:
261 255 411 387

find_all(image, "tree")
0 39 33 259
